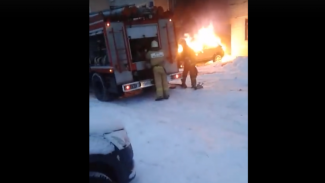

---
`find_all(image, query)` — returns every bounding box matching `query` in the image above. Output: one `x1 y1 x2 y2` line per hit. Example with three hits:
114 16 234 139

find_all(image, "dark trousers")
182 61 198 87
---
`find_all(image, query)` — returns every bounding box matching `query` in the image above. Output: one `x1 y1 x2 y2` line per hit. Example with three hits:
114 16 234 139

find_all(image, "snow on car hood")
89 109 125 134
89 134 115 155
89 109 126 155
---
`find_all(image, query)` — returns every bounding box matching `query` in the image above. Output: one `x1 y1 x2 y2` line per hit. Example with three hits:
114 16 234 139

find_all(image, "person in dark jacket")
179 39 200 89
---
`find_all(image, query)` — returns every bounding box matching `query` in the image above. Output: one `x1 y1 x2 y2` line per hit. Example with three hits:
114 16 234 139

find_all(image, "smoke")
174 0 230 36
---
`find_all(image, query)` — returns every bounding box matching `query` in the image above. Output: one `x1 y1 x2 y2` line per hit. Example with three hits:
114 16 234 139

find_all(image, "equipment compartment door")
158 19 178 74
126 24 158 39
106 22 133 85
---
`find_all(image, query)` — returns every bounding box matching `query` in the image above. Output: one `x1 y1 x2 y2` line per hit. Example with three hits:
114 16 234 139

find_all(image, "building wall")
89 0 169 13
154 0 169 11
108 0 150 7
228 0 248 56
89 0 110 12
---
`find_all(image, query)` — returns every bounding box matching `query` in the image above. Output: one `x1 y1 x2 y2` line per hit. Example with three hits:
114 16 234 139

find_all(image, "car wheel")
89 171 115 183
213 54 222 62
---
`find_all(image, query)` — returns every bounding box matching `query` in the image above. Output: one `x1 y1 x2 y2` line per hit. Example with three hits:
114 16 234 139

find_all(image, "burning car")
178 23 226 65
89 122 136 183
195 44 224 63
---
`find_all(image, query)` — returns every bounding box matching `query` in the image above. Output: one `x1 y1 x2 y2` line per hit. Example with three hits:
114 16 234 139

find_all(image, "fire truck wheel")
92 74 115 101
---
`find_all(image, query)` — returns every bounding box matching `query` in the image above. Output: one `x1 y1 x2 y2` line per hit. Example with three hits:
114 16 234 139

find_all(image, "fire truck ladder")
110 28 130 72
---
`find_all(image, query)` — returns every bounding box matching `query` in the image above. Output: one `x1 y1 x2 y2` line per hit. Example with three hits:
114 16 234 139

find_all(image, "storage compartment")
129 37 158 63
89 33 109 66
128 37 158 81
127 24 158 39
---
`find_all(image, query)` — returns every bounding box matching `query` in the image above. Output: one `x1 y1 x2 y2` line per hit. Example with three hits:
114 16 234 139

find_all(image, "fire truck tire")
92 73 115 101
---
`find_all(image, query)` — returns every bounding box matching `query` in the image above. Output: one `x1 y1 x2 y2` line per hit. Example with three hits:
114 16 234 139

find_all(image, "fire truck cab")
89 6 181 101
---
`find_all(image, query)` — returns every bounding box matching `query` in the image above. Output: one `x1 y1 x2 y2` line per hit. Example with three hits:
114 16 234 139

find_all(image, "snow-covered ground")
90 57 248 183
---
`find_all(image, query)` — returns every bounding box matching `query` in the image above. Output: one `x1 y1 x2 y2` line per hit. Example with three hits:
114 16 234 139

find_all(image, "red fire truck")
89 6 181 101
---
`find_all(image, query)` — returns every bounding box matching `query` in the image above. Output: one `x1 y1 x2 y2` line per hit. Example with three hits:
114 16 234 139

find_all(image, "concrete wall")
89 0 170 12
228 0 248 56
89 0 110 12
108 0 150 7
154 0 169 11
109 0 169 10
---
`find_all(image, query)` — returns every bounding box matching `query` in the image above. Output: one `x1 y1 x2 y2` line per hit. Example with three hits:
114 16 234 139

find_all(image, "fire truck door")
158 19 178 74
106 22 133 85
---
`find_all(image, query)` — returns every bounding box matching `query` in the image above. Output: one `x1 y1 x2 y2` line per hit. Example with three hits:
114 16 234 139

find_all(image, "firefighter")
179 39 200 89
146 40 169 101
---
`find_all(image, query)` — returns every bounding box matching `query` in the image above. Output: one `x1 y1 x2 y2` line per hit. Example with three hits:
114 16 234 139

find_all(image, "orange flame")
178 23 235 63
178 23 224 53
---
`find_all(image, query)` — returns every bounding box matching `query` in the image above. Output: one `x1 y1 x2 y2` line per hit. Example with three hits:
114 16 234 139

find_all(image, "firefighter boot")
181 79 187 88
155 96 164 101
191 78 197 90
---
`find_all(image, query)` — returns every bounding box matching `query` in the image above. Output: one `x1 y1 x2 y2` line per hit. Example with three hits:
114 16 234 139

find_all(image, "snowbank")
223 56 248 86
186 56 248 91
197 56 248 77
89 106 125 134
223 56 248 76
196 61 224 74
89 105 126 154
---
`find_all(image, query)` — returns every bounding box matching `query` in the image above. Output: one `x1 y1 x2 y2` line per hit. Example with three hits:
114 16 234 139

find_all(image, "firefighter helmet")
151 40 158 48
